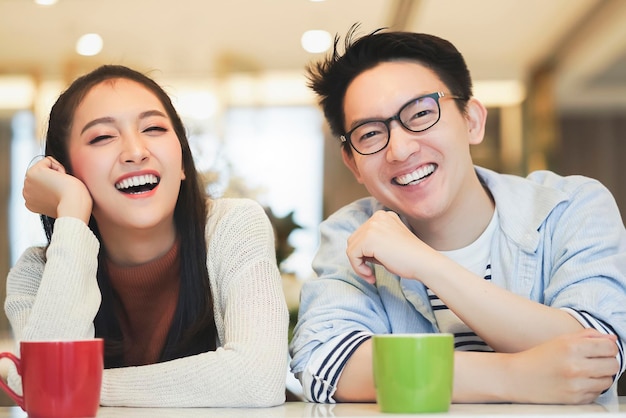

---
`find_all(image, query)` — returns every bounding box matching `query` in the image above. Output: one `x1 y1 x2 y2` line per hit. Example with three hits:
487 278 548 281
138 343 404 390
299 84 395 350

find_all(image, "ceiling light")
34 0 58 5
301 30 331 54
76 33 103 56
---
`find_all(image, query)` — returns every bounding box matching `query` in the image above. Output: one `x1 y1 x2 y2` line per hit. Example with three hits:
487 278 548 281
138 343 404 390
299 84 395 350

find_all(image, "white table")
2 398 626 417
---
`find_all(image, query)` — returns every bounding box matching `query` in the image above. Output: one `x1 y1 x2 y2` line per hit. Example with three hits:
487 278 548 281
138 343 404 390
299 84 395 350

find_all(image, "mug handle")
0 352 25 408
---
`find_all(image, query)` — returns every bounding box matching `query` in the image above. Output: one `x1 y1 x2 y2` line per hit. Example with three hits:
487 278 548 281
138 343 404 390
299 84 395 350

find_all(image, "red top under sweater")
107 240 180 366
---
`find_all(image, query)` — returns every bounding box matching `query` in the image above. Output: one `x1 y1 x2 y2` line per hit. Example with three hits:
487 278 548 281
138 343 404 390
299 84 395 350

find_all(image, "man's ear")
465 98 488 146
341 146 364 184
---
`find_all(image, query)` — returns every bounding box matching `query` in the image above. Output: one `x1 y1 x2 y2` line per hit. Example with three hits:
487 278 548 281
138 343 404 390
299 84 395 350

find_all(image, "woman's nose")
120 133 150 164
385 124 421 163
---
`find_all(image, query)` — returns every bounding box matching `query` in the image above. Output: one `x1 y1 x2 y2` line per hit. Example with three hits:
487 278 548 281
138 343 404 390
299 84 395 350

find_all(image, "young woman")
6 65 289 407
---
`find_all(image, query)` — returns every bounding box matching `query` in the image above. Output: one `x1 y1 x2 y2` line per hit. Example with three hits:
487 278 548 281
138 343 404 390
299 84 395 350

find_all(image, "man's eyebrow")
347 116 383 131
80 110 168 134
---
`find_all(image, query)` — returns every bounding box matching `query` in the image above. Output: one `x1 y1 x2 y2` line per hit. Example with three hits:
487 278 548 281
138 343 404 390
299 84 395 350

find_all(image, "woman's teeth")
115 174 159 192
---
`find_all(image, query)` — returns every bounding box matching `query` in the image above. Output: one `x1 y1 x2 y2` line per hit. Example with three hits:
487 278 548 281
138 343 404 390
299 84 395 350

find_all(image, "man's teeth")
115 174 159 190
395 164 435 185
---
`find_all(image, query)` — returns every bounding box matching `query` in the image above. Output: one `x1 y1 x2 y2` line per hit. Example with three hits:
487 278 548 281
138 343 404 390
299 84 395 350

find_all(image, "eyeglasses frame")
340 91 466 156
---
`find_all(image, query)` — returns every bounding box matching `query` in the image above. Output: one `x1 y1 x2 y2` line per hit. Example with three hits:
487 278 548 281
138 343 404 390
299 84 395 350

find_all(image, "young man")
289 27 626 405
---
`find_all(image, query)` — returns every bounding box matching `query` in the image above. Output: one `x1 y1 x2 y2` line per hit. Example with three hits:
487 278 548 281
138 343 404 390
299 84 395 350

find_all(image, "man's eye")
409 110 430 120
358 130 383 142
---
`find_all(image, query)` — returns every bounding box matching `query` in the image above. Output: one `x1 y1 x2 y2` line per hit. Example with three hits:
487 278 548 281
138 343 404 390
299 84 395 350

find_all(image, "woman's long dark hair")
42 64 217 366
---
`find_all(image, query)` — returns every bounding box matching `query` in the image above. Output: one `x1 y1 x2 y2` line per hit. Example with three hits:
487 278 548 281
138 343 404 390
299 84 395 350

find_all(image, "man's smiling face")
341 61 485 227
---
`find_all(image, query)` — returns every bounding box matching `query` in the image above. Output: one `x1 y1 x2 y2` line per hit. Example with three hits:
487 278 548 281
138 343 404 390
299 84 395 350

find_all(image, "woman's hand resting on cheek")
23 156 92 223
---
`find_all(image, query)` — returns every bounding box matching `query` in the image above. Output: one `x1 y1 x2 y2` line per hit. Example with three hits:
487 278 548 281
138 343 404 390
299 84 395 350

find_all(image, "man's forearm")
334 339 376 402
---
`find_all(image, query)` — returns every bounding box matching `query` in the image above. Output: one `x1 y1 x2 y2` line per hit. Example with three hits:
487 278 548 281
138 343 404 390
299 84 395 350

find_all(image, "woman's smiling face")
67 78 185 234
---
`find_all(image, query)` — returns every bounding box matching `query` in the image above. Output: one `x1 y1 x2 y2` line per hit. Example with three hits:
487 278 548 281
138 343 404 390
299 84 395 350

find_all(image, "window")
9 111 46 265
205 105 324 278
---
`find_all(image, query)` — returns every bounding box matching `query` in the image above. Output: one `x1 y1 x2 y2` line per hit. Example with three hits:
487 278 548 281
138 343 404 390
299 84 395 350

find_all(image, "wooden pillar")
321 123 368 219
524 64 560 173
499 104 525 176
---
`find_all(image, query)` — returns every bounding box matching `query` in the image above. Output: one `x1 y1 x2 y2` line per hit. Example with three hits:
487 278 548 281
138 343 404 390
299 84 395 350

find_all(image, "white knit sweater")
5 198 289 407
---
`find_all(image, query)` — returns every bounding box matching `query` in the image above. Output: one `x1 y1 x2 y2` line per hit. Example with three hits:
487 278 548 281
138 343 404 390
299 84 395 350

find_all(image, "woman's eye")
89 135 113 145
144 126 167 134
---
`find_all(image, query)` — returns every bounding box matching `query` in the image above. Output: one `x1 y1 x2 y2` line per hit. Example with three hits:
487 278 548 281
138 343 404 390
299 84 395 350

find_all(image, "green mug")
372 333 454 413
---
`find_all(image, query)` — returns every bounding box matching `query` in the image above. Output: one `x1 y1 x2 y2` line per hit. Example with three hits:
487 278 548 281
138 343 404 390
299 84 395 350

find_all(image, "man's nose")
385 122 421 162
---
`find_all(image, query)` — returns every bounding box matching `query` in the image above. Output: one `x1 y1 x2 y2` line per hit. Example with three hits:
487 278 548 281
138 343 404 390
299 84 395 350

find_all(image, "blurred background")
0 0 625 338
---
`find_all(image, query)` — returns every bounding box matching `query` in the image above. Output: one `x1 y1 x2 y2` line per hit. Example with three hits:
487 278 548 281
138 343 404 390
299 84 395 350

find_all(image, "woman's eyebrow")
139 109 167 119
80 117 115 134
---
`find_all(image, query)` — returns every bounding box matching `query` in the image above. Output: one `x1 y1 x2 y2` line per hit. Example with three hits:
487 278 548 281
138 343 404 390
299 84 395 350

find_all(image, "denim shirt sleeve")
289 199 395 403
539 176 626 378
290 198 442 403
488 169 626 385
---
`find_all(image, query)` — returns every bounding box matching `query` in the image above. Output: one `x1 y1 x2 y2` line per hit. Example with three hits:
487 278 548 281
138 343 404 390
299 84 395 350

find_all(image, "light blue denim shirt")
290 166 626 403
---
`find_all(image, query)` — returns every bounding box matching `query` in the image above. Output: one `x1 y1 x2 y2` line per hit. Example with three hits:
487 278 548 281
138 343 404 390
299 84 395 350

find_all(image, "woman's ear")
465 98 488 146
341 147 364 184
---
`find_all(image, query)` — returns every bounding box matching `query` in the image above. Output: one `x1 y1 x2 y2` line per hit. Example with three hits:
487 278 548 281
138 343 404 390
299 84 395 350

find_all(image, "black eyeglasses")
340 91 465 155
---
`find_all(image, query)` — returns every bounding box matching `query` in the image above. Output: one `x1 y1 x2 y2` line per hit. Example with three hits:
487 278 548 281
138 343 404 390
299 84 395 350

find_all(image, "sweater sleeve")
5 217 102 341
4 217 102 392
99 199 289 407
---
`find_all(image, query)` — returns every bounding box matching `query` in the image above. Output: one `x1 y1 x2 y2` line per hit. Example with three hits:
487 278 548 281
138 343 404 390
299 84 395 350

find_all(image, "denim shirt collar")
474 166 567 254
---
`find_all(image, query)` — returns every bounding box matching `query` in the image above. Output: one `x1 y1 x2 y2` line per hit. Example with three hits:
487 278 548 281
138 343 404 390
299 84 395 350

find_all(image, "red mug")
0 339 103 418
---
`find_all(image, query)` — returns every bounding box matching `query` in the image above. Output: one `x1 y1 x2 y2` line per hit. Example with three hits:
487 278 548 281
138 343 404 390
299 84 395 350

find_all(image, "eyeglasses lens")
399 96 439 132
